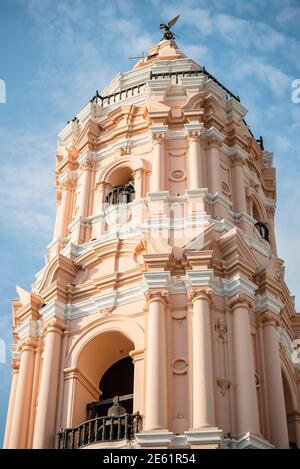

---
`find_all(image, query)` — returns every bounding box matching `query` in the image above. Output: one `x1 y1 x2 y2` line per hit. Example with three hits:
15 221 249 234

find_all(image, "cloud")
0 127 56 243
236 59 291 97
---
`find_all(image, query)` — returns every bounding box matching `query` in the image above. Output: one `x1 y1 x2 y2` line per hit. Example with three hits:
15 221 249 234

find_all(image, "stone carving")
172 358 188 375
99 307 114 317
79 157 93 171
217 378 231 396
215 317 227 342
188 287 213 303
260 311 281 327
144 289 169 303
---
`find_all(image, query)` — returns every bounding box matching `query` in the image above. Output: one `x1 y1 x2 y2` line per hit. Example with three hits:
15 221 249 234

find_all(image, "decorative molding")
79 157 93 171
185 269 214 287
99 306 114 317
185 428 223 447
184 123 203 141
215 317 227 342
224 432 274 449
144 289 170 304
188 287 213 303
213 273 257 299
260 311 281 327
150 125 168 141
255 293 284 316
217 378 231 396
228 292 254 309
135 431 173 447
41 316 66 336
17 336 38 353
172 358 188 375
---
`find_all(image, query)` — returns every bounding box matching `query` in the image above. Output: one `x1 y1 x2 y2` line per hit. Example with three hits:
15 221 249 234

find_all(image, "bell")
107 396 127 417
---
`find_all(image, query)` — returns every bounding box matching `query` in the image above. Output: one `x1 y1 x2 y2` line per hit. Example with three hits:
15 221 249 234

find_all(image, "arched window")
253 201 269 242
105 167 135 205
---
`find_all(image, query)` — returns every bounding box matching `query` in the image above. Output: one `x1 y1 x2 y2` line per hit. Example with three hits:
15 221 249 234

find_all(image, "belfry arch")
61 319 145 431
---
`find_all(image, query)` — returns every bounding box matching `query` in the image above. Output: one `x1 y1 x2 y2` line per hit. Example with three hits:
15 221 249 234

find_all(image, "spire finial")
159 14 180 41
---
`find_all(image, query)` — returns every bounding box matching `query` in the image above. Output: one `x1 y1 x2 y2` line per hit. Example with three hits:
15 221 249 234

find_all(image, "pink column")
93 181 106 214
32 318 65 448
3 361 19 448
261 311 289 448
208 137 222 195
230 294 260 435
151 133 165 192
9 339 36 448
186 130 203 189
132 168 144 200
189 287 215 428
56 180 73 238
144 290 168 430
232 155 247 214
78 157 93 217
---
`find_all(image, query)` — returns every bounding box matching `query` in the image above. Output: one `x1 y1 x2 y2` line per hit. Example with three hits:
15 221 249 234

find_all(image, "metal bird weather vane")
160 14 180 40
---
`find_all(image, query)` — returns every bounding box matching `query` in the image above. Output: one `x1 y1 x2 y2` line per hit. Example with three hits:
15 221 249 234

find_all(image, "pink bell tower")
4 35 300 450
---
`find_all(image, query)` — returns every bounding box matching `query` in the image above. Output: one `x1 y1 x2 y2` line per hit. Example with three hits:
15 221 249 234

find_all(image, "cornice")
185 269 214 287
255 292 284 316
213 273 257 299
15 318 41 342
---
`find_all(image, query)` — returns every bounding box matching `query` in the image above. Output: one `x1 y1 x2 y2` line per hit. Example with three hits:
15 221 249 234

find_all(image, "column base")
223 432 274 449
185 427 223 449
135 431 173 448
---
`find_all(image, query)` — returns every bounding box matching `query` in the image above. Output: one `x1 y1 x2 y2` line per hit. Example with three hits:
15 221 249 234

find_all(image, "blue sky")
0 0 299 446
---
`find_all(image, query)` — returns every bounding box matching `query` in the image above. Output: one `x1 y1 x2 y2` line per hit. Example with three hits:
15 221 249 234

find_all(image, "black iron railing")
57 412 140 449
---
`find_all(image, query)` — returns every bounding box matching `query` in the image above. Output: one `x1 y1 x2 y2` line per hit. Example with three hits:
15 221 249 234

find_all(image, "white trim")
143 272 171 290
213 273 257 298
40 299 66 323
185 269 214 287
135 431 173 447
255 293 284 315
185 428 223 447
224 432 274 449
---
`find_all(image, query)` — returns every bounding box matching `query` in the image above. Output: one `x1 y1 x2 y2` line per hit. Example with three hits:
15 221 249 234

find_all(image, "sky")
0 0 299 447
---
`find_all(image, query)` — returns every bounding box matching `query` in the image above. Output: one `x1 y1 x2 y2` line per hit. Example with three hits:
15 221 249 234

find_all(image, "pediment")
146 97 171 121
36 254 77 295
74 119 101 152
218 227 259 275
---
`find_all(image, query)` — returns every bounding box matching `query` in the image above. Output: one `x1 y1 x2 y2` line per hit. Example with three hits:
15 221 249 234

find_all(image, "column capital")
150 125 168 142
231 152 245 166
17 336 38 353
260 311 281 328
188 287 213 303
206 135 223 148
144 289 169 304
184 123 203 141
41 317 66 336
11 360 20 373
79 156 93 171
228 293 254 310
55 190 62 206
59 179 75 191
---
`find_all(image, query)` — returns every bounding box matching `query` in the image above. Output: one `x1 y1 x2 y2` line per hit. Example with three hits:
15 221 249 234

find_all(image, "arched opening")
252 201 269 242
87 356 134 418
58 330 141 448
282 371 298 449
105 166 135 205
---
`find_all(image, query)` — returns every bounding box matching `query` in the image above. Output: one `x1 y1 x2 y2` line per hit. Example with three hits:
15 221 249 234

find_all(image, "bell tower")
4 34 300 449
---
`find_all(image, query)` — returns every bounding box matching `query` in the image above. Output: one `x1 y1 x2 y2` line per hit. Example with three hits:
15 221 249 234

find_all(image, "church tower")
4 34 300 449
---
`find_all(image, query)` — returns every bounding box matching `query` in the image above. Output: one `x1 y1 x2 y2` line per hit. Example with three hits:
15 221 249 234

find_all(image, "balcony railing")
57 412 140 449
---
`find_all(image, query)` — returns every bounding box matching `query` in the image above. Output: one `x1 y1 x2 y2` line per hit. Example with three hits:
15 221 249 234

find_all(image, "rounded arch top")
98 156 150 185
65 317 145 372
